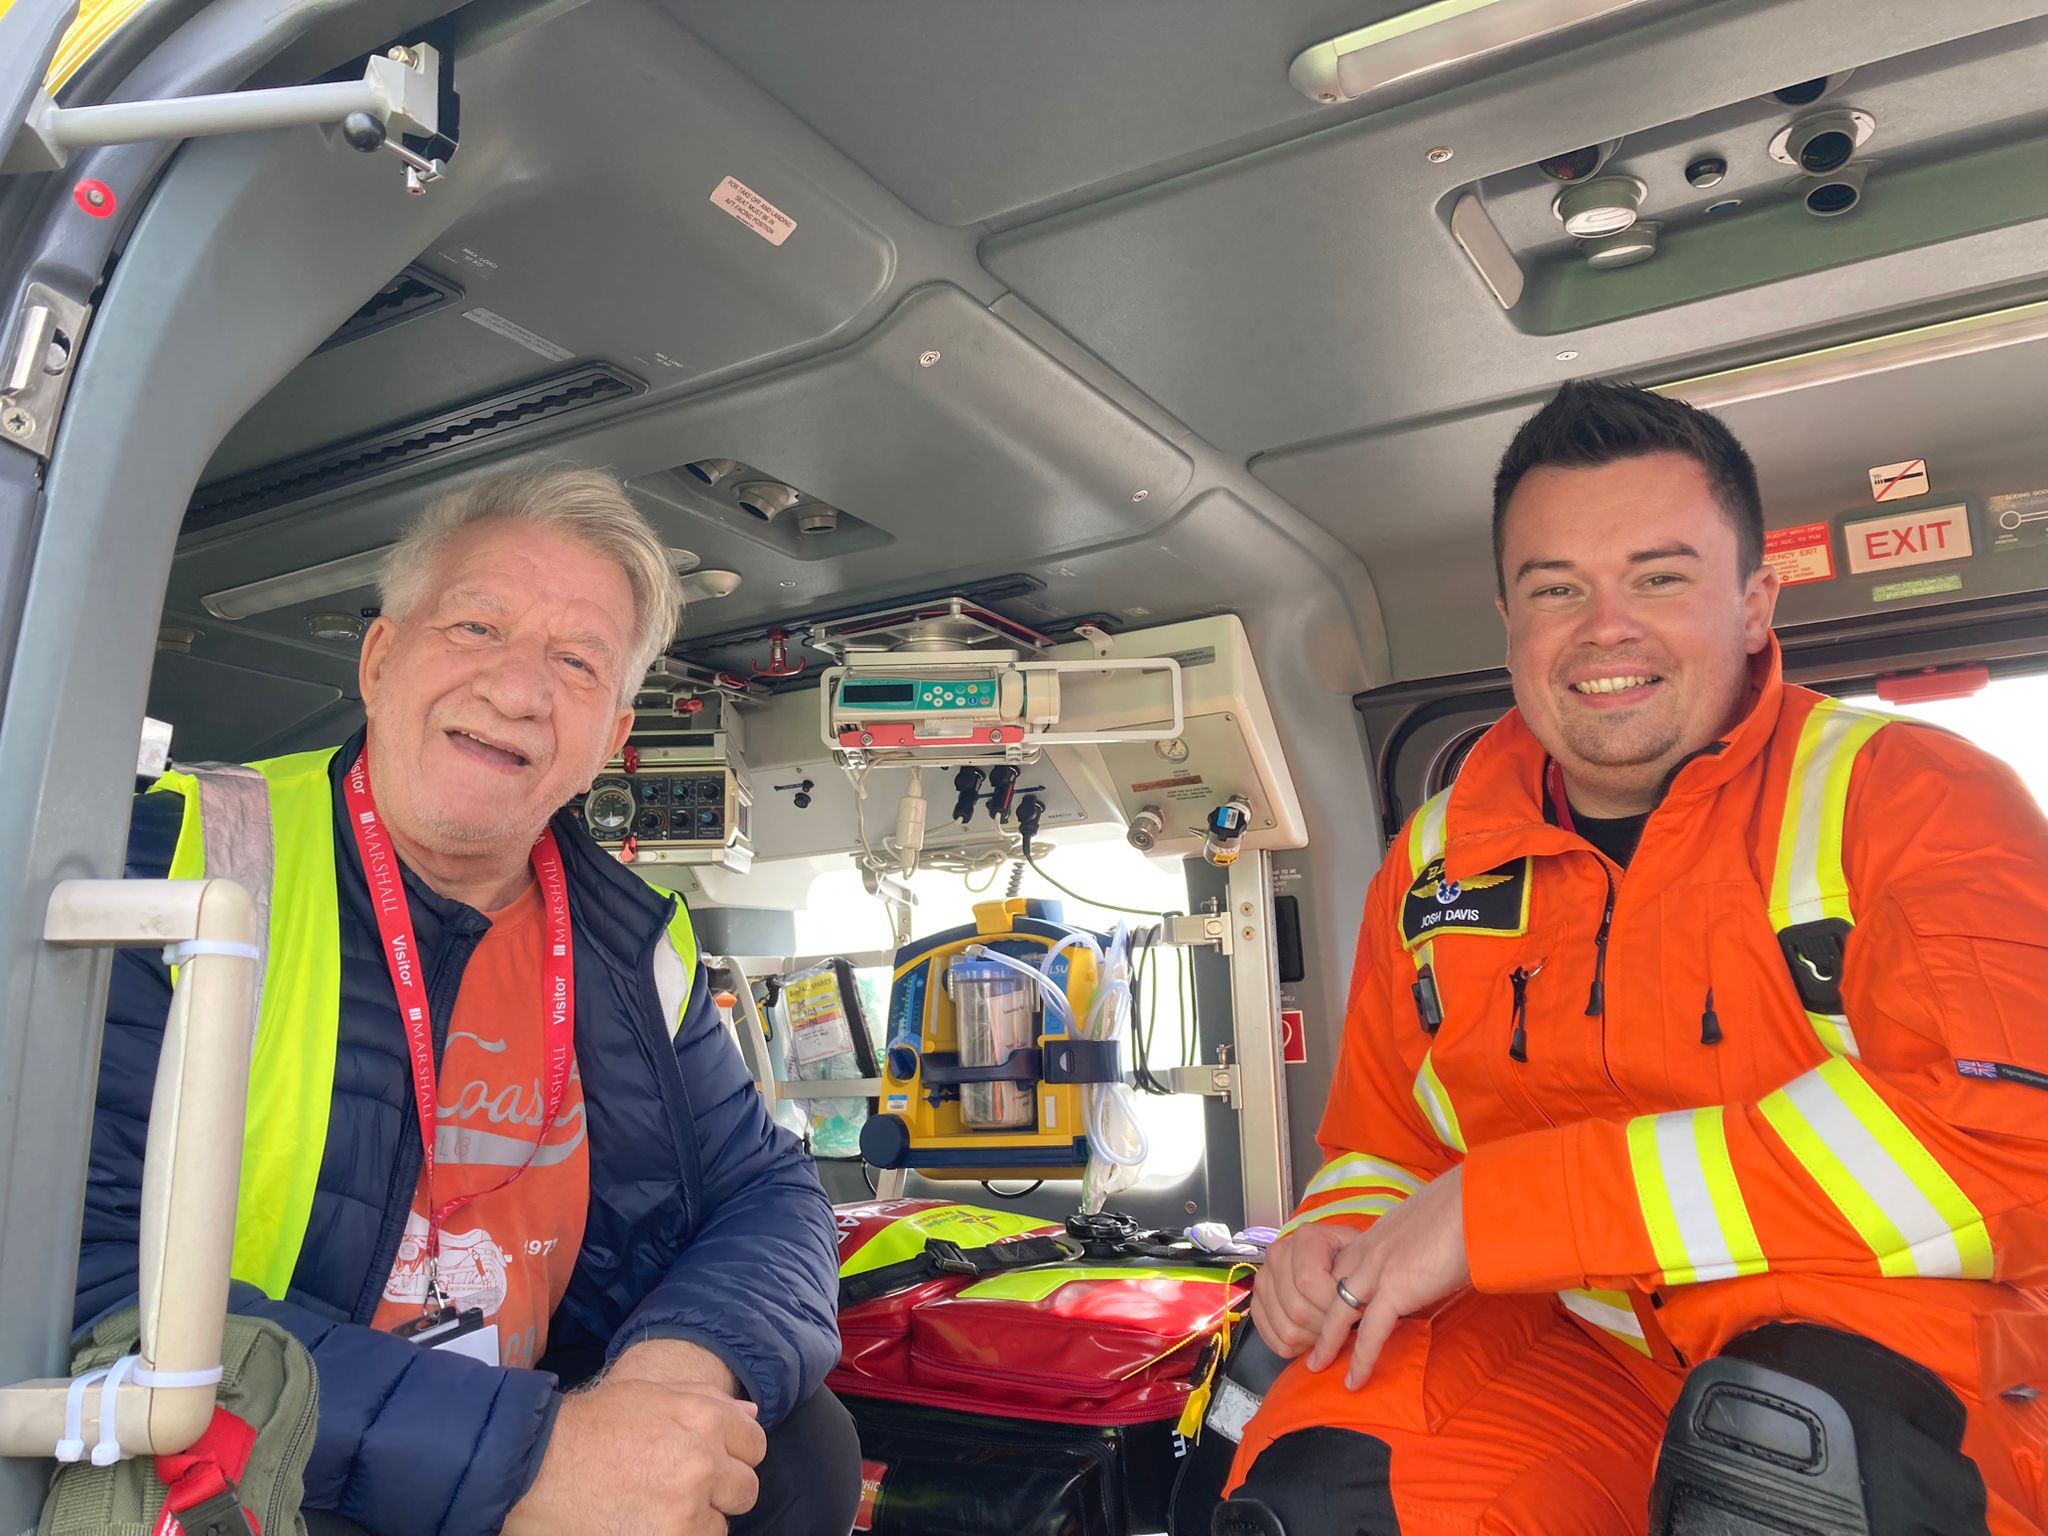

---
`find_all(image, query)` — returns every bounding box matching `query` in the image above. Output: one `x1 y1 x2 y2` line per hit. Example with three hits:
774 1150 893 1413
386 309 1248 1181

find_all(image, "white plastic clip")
131 1363 224 1390
91 1354 140 1465
56 1366 109 1462
162 939 261 967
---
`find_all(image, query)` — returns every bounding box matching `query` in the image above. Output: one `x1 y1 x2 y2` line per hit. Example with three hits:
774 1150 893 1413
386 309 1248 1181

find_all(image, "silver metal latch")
1 284 89 461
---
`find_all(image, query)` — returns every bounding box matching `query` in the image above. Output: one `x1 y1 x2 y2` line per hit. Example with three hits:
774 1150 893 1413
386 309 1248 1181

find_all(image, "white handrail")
0 878 258 1461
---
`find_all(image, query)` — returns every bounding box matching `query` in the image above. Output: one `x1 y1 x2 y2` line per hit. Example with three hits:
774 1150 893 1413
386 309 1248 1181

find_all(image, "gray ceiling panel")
981 0 2048 457
206 0 920 485
665 0 1408 228
164 284 1196 653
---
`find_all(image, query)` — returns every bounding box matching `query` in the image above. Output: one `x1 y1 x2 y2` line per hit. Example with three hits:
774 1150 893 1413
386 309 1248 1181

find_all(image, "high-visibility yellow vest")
152 748 699 1301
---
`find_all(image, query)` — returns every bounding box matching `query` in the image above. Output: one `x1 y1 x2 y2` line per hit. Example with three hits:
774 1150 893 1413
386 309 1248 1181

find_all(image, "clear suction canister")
948 957 1037 1129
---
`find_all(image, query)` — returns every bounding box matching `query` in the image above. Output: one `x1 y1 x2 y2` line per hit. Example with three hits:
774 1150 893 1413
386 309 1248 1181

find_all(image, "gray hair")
378 466 681 704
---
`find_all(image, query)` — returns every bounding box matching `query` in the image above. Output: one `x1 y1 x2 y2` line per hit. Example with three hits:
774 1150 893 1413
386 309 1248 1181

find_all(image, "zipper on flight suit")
1586 865 1614 1017
1507 963 1542 1061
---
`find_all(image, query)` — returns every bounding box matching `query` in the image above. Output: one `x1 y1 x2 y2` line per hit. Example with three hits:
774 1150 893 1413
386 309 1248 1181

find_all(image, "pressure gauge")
585 779 634 835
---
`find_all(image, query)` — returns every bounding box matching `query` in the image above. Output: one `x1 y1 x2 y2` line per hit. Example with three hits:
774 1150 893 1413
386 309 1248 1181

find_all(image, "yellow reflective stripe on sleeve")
1758 1057 1994 1280
1626 1108 1767 1286
1769 697 1892 1059
1558 1287 1651 1355
1412 1050 1466 1153
1278 1193 1406 1237
1302 1154 1422 1201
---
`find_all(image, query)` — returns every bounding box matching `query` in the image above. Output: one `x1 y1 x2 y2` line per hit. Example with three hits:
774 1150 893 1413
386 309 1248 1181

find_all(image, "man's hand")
604 1337 743 1398
1249 1222 1351 1358
504 1348 763 1536
1307 1165 1470 1391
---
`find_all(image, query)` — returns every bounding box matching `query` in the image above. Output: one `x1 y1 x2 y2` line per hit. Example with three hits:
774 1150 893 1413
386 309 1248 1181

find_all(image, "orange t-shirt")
370 880 590 1369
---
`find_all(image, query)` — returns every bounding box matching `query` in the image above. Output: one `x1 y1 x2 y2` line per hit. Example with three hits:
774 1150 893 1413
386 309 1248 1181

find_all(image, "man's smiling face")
1495 451 1780 814
359 518 637 854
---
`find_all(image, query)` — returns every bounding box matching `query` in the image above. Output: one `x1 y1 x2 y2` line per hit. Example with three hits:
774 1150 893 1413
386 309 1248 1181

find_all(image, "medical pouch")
831 1199 1252 1426
39 1306 318 1536
777 960 881 1158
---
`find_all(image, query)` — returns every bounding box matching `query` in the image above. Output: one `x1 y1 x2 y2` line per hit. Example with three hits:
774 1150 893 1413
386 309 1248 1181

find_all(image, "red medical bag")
830 1200 1253 1534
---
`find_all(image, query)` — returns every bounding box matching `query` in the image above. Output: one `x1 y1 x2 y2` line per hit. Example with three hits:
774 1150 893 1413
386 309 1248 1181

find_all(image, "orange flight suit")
1232 638 2048 1532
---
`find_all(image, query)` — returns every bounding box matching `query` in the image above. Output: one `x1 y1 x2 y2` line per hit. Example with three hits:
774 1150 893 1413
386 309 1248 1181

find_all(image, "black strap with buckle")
838 1232 1082 1308
170 1487 257 1536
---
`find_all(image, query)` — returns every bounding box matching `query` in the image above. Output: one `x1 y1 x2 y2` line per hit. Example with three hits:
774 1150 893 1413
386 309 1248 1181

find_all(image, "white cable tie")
56 1367 108 1462
91 1354 140 1465
163 939 261 967
131 1363 224 1390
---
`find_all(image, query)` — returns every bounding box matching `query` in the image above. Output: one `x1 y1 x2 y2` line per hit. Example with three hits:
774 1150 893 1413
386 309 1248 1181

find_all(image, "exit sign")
1843 504 1972 576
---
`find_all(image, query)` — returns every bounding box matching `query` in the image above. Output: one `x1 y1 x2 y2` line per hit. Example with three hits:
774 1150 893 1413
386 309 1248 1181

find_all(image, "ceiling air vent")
312 264 463 355
186 363 645 532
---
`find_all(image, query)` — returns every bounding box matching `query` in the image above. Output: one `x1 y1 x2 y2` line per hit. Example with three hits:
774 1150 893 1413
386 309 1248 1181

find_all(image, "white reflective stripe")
1768 699 1893 1061
652 931 691 1039
1278 1192 1405 1237
1647 1109 1762 1284
1765 1063 1978 1279
1303 1154 1421 1200
187 762 276 1003
1772 699 1887 927
1558 1287 1647 1348
1410 789 1451 877
1809 1012 1862 1059
1412 1052 1466 1153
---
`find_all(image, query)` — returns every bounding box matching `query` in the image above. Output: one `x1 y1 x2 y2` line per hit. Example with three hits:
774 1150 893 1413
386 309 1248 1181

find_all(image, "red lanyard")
342 749 575 1312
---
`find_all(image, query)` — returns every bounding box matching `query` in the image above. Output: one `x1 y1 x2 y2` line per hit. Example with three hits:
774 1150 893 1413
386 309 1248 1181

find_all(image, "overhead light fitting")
201 545 389 620
1450 193 1525 309
305 612 366 643
1580 221 1659 269
680 569 742 602
1554 175 1645 237
1770 109 1874 173
735 481 800 521
684 458 741 486
1791 162 1869 217
1657 299 2048 411
1288 0 1657 106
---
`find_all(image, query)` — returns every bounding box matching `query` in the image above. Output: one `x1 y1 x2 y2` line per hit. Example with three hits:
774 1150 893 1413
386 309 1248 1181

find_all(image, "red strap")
342 749 576 1306
154 1408 262 1536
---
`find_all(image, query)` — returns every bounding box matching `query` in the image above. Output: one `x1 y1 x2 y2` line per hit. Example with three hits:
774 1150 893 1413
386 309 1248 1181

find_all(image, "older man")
1231 382 2048 1535
79 468 856 1535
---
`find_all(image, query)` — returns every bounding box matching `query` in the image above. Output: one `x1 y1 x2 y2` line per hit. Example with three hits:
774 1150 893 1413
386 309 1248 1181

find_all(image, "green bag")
38 1307 318 1536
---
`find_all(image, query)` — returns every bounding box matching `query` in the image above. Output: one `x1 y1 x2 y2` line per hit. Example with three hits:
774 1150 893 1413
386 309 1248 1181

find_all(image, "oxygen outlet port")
1127 805 1166 852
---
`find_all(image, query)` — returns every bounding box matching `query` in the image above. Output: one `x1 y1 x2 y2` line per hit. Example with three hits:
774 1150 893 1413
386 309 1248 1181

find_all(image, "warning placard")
1869 459 1930 502
710 175 797 246
1280 1009 1307 1065
1990 487 2048 552
1763 521 1834 586
1843 503 1972 576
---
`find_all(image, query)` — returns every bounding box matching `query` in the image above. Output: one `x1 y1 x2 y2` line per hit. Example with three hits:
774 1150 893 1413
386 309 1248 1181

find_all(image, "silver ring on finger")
1335 1278 1365 1310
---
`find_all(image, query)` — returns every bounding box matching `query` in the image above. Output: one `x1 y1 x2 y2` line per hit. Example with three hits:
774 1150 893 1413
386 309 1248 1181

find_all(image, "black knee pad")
1651 1323 1988 1536
1208 1427 1399 1536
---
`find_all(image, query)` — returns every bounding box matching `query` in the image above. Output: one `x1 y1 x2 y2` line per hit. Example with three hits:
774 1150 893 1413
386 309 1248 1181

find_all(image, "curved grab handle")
0 878 258 1462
